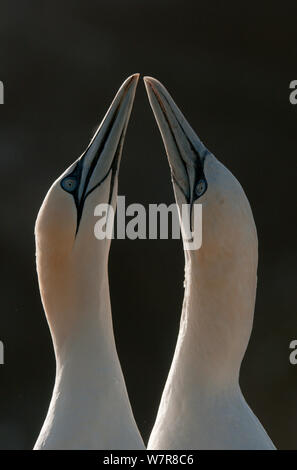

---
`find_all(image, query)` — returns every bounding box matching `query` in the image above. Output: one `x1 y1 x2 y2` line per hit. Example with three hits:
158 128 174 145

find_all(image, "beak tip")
143 76 154 82
143 77 157 100
143 76 165 100
128 73 140 85
143 76 155 87
122 73 140 95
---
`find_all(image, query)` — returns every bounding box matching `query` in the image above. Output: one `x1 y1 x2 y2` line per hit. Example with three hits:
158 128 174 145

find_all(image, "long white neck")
177 250 256 386
148 250 275 450
34 264 144 450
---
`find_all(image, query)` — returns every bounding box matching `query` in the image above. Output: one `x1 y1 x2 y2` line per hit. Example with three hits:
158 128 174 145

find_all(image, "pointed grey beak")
61 74 139 233
144 77 209 213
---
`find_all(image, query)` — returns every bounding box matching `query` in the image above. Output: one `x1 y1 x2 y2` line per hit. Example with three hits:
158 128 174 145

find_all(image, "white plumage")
144 76 275 450
34 74 144 450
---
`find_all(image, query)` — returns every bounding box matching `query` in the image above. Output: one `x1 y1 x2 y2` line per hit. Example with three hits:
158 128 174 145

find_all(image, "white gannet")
34 74 145 450
144 77 275 450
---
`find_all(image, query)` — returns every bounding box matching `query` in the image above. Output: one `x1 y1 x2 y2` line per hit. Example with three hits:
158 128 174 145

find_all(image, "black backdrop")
0 0 296 449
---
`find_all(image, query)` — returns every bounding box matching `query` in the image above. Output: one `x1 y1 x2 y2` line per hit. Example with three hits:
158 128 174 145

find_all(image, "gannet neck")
49 268 114 364
144 76 275 450
35 237 144 450
35 316 142 450
147 244 275 450
34 74 144 450
178 248 257 388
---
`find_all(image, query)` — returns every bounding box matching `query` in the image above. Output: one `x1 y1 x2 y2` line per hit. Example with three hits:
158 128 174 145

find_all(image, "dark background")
0 0 296 449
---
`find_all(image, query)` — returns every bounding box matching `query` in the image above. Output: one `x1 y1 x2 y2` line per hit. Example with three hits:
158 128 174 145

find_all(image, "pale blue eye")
196 179 206 197
61 177 77 192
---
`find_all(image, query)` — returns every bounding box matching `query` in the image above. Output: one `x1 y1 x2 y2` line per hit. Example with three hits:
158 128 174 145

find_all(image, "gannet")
144 76 275 450
34 74 145 450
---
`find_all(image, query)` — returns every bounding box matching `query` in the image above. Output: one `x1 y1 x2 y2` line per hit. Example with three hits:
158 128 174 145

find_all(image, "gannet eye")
61 177 78 193
195 179 206 198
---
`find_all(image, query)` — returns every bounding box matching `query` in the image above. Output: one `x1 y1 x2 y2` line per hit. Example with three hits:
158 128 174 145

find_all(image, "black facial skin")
60 114 124 235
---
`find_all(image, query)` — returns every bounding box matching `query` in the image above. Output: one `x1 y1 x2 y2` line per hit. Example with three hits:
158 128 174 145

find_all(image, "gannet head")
144 77 258 265
35 74 139 347
144 77 259 378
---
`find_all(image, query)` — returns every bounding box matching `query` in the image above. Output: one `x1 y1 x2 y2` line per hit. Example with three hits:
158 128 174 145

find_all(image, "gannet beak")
78 73 139 203
143 76 209 208
61 74 139 232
